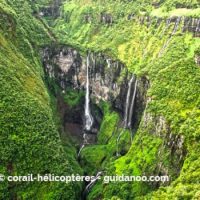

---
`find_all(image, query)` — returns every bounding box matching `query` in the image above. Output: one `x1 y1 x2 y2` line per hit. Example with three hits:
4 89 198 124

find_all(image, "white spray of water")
85 54 93 131
124 76 134 128
116 77 138 155
127 79 138 128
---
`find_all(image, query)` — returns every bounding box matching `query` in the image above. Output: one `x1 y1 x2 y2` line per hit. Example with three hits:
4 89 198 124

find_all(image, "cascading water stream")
172 17 182 35
124 76 134 128
85 54 93 131
158 17 181 57
116 129 125 156
78 54 94 158
78 144 85 157
128 79 138 143
160 18 171 38
116 76 137 156
127 79 138 128
196 19 200 32
84 171 102 193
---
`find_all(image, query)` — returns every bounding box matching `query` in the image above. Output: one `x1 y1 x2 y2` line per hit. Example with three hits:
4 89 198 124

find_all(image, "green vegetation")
1 0 200 199
80 102 132 175
0 0 82 199
52 0 200 199
63 88 85 108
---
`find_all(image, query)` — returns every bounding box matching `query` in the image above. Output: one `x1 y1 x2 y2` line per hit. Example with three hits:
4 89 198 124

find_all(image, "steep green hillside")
52 0 200 199
0 0 82 199
1 0 200 200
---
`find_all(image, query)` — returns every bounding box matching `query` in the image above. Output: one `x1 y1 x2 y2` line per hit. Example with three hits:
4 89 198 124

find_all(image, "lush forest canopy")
0 0 200 199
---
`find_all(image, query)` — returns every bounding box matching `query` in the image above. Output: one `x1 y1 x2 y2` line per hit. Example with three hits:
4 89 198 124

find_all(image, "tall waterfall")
172 17 181 35
117 75 138 156
85 54 93 131
160 18 171 38
124 76 134 127
127 79 138 128
158 17 181 57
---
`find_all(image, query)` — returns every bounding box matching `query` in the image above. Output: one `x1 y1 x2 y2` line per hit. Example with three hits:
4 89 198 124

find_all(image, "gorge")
0 0 200 200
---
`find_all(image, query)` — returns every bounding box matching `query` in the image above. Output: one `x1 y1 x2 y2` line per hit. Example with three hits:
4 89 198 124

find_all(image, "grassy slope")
52 0 200 199
0 0 82 199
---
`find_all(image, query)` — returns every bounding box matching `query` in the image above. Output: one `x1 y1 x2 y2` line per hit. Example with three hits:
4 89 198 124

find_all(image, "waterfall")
116 76 137 156
124 76 134 128
127 79 138 128
158 17 181 57
172 17 181 35
160 18 171 38
85 171 102 193
83 171 102 198
78 144 85 157
106 59 111 68
85 54 93 131
116 129 125 156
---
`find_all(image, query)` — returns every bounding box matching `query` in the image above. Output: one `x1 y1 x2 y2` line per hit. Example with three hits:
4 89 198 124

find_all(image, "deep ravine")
42 45 152 198
1 0 199 199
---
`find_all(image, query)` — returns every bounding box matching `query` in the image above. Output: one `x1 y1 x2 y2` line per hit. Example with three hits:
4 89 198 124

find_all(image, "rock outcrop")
39 0 62 18
42 46 126 109
100 12 113 25
42 45 149 130
142 100 186 184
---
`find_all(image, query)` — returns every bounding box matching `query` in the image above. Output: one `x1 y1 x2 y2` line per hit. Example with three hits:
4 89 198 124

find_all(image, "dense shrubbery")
1 0 200 199
0 0 82 199
52 0 200 199
63 88 85 108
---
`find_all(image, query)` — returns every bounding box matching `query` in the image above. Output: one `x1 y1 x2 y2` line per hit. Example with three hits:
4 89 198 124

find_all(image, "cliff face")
42 46 127 108
42 46 149 130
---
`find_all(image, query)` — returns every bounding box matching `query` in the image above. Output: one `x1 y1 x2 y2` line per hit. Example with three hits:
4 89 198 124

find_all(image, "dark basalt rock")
39 0 62 18
152 1 162 8
169 16 180 23
42 45 149 141
132 76 150 129
144 16 200 35
100 12 113 25
42 45 129 113
43 45 82 90
142 111 187 186
84 14 92 23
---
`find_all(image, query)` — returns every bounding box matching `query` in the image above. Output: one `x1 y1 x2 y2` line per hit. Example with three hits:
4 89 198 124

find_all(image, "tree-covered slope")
0 1 82 199
0 0 200 199
51 0 200 199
